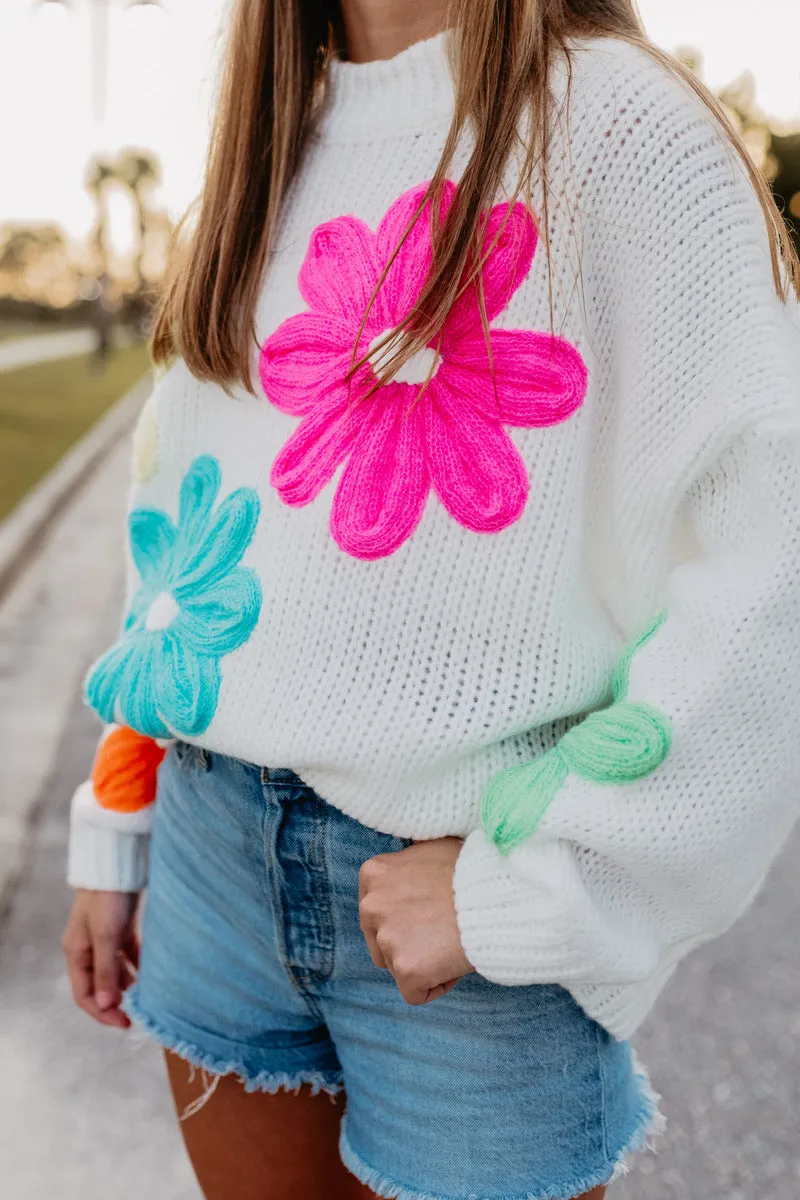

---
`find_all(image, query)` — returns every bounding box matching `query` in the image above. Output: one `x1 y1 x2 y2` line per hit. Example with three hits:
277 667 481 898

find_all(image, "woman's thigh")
165 1052 376 1200
165 1052 606 1200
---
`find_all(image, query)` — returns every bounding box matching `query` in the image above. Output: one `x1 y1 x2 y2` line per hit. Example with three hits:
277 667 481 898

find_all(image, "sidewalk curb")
0 327 95 376
0 373 152 601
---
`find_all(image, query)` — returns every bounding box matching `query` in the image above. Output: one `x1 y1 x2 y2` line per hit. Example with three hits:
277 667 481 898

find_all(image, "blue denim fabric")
123 744 659 1200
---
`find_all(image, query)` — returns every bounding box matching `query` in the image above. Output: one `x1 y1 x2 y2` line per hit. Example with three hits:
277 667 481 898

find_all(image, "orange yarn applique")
91 726 166 813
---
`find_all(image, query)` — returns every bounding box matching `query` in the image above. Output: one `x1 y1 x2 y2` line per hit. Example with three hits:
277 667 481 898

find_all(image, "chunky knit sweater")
68 32 800 1039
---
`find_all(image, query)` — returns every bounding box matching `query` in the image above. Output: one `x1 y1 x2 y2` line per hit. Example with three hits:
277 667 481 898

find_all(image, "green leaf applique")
482 612 672 855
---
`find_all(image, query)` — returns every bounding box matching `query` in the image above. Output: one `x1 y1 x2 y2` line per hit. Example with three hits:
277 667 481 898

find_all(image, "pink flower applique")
259 180 588 560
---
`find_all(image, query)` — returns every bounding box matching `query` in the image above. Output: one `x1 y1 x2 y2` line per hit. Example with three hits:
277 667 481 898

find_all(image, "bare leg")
164 1051 376 1199
165 1051 606 1200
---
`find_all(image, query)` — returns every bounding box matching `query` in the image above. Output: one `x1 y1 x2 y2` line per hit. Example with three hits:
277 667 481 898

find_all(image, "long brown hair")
152 0 800 392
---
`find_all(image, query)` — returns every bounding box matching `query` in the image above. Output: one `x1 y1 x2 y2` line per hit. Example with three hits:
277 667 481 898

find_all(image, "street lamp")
37 0 166 126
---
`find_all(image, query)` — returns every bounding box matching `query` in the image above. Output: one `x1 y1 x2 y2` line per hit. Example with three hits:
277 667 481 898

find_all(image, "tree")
769 133 800 256
85 155 118 277
0 224 78 306
115 148 162 290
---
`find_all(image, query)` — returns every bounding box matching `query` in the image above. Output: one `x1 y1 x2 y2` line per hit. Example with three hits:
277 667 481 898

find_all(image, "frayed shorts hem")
121 989 344 1099
338 1068 665 1200
607 1050 666 1185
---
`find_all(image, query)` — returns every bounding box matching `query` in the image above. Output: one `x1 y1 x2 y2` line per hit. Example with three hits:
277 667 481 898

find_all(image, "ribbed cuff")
453 828 672 1040
453 828 580 985
67 822 149 892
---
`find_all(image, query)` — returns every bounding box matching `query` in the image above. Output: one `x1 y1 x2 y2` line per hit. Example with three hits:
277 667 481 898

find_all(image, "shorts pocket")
171 741 210 772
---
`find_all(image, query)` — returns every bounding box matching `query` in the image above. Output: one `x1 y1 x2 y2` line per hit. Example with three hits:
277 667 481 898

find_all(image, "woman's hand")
62 889 140 1028
359 836 475 1005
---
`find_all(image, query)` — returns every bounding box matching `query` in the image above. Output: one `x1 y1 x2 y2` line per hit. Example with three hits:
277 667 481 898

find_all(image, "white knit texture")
68 782 151 892
69 34 800 1037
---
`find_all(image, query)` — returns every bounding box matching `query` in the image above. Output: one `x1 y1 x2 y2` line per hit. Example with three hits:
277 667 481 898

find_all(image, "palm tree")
85 155 117 277
116 148 161 291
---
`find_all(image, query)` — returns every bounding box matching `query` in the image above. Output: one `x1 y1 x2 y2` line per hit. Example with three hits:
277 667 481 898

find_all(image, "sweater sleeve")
453 49 800 1038
67 724 165 891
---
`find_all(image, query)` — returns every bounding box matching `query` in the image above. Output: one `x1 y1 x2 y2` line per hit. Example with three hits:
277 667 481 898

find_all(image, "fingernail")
96 991 115 1009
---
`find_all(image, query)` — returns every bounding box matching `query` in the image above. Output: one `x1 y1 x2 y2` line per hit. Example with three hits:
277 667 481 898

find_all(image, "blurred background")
0 3 798 1198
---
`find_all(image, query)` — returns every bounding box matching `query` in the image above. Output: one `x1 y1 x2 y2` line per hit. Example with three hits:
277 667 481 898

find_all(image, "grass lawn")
0 344 151 520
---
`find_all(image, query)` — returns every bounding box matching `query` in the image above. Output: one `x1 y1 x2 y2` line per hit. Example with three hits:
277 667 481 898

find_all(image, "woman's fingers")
423 978 460 1004
93 926 124 1011
62 889 138 1028
64 938 95 1011
358 857 389 968
63 939 130 1028
358 839 474 1005
360 913 389 968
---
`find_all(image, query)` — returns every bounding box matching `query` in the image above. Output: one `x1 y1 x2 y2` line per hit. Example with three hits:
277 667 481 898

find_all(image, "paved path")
0 434 137 910
0 692 199 1200
0 443 798 1199
0 329 96 374
0 435 198 1199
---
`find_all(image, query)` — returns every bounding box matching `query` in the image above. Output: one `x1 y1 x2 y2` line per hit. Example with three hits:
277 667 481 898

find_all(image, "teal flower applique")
482 612 672 855
85 455 262 739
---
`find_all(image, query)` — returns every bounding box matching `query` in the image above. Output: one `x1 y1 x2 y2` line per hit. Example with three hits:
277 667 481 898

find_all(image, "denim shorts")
123 744 661 1200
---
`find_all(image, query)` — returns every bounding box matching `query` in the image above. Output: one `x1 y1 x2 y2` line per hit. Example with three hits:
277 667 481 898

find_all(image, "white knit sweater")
68 33 800 1039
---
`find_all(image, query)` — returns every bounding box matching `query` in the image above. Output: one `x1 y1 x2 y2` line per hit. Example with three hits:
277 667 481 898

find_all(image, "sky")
1 0 799 245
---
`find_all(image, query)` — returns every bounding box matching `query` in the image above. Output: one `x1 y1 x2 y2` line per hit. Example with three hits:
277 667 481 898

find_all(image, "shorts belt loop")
261 766 270 784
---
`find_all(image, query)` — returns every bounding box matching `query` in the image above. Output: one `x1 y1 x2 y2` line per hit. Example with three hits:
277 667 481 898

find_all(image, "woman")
62 0 800 1197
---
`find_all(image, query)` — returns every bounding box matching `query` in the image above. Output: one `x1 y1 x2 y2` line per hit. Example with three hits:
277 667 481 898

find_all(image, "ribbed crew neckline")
318 32 456 141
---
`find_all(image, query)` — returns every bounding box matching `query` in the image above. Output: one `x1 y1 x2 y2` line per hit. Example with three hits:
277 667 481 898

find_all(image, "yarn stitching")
259 180 588 560
85 455 262 738
91 725 166 813
482 612 671 854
